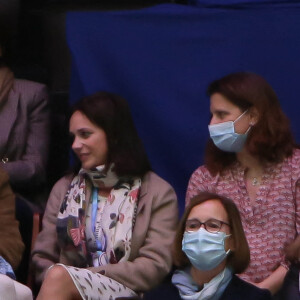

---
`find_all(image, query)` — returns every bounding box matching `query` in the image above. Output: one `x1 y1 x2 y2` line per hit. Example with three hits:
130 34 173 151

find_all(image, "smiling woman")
69 111 108 170
32 91 178 300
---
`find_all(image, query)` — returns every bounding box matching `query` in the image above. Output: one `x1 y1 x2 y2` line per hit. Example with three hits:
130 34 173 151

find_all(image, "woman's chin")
81 162 93 170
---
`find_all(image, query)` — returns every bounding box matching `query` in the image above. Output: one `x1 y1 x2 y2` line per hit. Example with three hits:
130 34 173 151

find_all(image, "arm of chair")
31 212 43 251
27 212 43 289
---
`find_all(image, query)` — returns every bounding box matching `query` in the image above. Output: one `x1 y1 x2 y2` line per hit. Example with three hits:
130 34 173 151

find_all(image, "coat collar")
139 171 150 198
135 171 150 215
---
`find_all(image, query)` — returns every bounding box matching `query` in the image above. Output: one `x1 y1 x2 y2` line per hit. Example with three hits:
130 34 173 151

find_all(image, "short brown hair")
205 72 295 175
173 192 250 274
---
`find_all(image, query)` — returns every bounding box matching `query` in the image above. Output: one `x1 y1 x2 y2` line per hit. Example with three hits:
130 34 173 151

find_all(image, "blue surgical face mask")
182 227 231 271
208 110 250 153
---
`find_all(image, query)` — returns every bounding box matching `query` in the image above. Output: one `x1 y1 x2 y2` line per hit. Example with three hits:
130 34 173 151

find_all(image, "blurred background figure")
0 31 49 208
0 6 50 284
0 5 50 208
0 166 32 299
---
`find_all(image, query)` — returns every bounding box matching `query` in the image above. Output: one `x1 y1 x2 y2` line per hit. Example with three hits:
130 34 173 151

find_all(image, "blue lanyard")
91 187 103 250
91 187 99 234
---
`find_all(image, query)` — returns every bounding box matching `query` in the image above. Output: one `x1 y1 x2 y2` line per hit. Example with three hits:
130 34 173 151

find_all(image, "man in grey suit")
0 34 50 208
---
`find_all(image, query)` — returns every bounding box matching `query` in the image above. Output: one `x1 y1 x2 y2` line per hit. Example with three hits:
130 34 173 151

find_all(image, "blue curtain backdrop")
66 3 300 214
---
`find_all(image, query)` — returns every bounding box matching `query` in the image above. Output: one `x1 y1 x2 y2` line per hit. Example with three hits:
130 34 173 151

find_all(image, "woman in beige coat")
32 91 178 300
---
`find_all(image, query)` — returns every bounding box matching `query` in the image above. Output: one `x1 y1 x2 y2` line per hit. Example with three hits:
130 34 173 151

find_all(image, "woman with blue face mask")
186 72 300 299
170 192 271 300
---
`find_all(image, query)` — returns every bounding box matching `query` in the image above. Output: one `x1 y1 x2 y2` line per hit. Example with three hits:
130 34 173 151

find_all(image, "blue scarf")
172 266 233 300
0 256 15 279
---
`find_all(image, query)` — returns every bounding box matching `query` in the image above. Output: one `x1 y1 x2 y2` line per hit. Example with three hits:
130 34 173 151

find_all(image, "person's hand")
285 235 300 263
251 281 261 288
243 265 287 295
245 280 265 289
252 280 269 290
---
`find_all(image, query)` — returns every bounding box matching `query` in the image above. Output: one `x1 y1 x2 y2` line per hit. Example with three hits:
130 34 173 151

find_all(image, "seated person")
32 91 178 299
0 166 32 299
186 72 300 297
0 31 49 207
171 192 271 299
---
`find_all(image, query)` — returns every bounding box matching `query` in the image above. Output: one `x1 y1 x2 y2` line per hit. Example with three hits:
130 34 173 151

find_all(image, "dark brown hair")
71 91 151 177
205 72 295 175
173 192 250 274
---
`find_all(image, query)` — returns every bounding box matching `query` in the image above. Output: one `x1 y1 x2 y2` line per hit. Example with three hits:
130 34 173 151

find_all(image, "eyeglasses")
185 218 230 233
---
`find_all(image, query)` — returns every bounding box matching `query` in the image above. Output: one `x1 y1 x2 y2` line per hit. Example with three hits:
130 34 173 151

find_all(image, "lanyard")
91 187 103 250
91 187 99 233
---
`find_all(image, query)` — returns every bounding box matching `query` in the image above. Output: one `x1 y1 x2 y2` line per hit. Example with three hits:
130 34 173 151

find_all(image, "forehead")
188 199 229 223
69 111 97 130
210 93 242 113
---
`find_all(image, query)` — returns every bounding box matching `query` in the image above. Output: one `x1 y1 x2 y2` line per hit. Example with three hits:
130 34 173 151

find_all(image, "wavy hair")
205 72 295 175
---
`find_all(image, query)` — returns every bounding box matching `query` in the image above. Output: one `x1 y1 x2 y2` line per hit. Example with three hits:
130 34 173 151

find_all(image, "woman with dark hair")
32 91 178 299
186 72 300 297
170 192 271 299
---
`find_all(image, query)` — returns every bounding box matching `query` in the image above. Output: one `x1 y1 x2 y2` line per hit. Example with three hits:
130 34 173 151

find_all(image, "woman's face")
187 199 234 251
70 110 108 170
209 93 252 134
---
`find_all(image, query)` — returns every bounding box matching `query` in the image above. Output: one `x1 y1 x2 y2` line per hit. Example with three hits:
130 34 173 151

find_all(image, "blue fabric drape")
188 0 300 7
66 3 300 214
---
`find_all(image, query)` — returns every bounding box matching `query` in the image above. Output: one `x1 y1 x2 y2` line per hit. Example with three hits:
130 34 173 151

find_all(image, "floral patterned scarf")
57 165 141 267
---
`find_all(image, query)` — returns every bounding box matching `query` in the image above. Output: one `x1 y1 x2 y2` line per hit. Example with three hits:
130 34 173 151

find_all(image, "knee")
44 265 70 283
0 274 16 297
20 287 33 300
38 265 79 300
14 280 33 300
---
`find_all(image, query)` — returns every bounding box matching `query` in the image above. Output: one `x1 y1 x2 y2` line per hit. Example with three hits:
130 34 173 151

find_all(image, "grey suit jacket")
0 79 49 191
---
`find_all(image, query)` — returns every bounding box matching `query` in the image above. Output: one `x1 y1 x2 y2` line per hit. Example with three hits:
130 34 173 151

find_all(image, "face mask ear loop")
245 126 252 134
225 249 231 255
232 109 251 135
224 234 232 255
233 109 249 124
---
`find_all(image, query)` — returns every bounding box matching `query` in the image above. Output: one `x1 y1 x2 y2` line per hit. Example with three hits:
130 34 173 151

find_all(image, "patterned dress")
186 149 300 283
56 168 141 300
58 264 137 300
